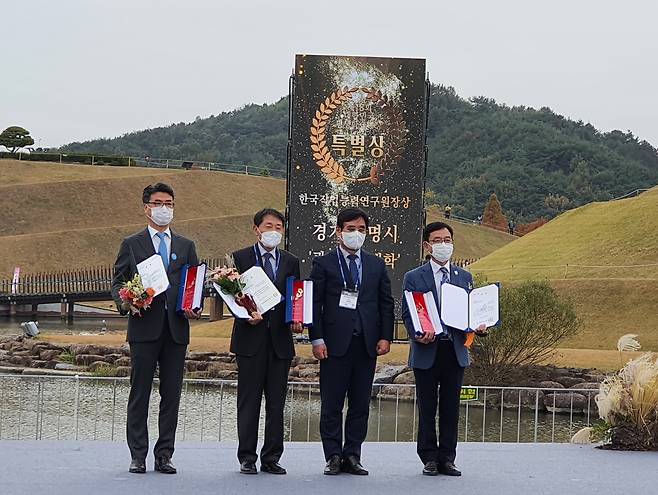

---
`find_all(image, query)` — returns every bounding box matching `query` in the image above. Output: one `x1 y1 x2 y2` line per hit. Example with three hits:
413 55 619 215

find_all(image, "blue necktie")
348 254 360 289
156 232 169 270
263 252 275 281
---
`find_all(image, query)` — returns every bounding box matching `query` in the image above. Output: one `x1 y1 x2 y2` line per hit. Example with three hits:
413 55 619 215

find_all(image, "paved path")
0 441 655 495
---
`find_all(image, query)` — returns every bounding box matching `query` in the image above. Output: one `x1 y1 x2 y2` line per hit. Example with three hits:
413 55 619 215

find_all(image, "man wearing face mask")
401 221 487 477
309 207 394 476
230 208 302 475
111 183 200 475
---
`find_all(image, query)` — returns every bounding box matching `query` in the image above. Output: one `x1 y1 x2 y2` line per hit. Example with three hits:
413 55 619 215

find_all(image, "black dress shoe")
340 455 368 475
261 461 287 475
323 455 341 475
154 456 177 474
240 461 258 475
422 461 438 476
129 459 146 474
438 461 461 476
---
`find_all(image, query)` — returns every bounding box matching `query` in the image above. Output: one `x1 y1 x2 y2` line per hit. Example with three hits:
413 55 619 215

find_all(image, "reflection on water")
0 377 592 443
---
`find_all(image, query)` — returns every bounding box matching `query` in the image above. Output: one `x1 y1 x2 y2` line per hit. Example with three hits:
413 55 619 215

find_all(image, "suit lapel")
359 250 372 293
420 262 439 306
137 228 156 260
167 232 178 274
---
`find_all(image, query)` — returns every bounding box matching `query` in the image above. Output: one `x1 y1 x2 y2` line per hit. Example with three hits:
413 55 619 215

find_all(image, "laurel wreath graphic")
310 86 408 185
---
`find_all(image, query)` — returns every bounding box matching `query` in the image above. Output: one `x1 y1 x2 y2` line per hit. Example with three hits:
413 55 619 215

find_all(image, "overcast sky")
1 0 657 148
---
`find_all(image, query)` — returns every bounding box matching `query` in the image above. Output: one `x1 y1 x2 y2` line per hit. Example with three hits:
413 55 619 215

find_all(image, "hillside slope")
470 187 658 351
0 160 515 277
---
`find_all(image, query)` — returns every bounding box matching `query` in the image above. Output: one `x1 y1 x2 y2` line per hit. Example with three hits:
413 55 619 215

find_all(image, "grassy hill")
60 85 658 222
0 159 514 277
470 187 658 351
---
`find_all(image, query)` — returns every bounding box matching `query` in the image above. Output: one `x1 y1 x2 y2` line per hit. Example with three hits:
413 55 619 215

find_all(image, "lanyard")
336 248 359 290
254 244 280 278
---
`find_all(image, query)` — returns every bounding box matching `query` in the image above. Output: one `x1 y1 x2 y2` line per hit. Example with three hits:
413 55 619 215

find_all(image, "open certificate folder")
440 283 500 332
404 291 442 336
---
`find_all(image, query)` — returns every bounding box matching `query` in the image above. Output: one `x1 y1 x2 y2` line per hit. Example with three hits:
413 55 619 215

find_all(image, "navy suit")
401 261 473 465
310 249 394 460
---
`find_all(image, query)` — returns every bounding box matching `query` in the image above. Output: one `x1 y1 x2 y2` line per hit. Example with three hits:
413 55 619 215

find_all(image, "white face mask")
431 242 453 263
149 205 173 226
260 230 282 249
341 230 366 251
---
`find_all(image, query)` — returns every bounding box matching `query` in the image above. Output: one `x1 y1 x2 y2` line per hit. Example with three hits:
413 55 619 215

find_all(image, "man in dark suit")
230 208 302 475
401 221 488 477
111 183 200 475
309 207 394 476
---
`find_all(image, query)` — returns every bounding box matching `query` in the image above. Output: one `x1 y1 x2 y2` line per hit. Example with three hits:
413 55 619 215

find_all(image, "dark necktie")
348 254 360 289
263 252 275 282
440 266 450 338
440 266 449 284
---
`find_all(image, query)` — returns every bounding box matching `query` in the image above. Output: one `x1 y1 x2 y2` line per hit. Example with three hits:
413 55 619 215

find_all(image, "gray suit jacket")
401 261 473 369
111 228 198 345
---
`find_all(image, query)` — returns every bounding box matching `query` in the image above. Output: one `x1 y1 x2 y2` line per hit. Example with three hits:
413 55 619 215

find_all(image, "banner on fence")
11 267 20 295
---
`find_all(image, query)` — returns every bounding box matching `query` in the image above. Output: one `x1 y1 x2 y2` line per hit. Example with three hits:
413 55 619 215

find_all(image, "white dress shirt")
430 257 452 338
257 242 278 275
148 225 172 259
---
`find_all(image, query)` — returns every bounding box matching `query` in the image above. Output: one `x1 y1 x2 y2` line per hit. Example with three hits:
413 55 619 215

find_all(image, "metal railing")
0 374 597 443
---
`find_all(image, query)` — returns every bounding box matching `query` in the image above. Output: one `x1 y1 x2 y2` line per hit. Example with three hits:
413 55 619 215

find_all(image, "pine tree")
482 193 508 232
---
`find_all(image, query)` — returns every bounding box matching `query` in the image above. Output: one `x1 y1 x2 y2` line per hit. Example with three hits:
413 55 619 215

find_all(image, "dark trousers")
127 318 187 461
236 339 291 464
319 335 376 460
413 340 465 464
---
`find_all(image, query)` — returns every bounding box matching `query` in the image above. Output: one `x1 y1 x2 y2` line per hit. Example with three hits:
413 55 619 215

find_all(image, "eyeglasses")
428 237 453 244
146 201 175 209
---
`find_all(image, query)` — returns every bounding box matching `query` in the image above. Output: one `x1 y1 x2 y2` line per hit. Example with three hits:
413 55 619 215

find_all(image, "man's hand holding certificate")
440 283 500 333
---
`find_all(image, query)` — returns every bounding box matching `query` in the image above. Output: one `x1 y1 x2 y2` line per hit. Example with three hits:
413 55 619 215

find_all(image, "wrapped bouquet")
119 274 155 316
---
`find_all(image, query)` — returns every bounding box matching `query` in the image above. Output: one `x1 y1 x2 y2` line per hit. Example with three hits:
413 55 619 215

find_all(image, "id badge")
339 289 359 309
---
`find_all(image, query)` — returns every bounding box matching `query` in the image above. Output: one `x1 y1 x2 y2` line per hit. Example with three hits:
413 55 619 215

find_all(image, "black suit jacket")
111 228 199 345
229 245 300 360
309 249 394 358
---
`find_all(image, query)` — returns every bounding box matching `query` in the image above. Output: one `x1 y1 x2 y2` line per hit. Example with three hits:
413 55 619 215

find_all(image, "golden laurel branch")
310 86 408 186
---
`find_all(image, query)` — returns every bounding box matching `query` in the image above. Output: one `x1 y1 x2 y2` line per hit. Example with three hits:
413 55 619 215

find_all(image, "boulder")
570 382 600 390
544 393 587 413
104 353 124 364
187 352 216 361
115 357 131 367
539 381 564 390
555 376 586 388
379 384 415 400
39 349 61 361
74 354 106 366
186 360 210 372
54 363 85 371
70 344 114 356
298 369 320 380
209 355 234 363
89 361 114 373
374 365 408 384
116 366 131 377
393 371 416 385
8 355 32 367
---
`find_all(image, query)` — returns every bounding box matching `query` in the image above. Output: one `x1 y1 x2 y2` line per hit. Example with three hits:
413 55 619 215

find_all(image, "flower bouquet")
119 274 155 316
208 261 259 318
